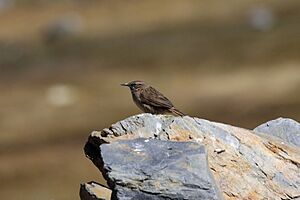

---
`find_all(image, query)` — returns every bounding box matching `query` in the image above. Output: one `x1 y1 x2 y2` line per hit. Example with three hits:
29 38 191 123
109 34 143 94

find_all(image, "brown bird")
121 80 185 116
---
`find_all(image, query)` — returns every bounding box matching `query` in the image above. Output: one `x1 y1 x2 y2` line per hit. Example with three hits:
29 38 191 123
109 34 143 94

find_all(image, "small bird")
121 80 185 116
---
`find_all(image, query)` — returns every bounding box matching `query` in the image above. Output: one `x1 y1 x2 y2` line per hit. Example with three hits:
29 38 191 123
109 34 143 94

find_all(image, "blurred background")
0 0 299 199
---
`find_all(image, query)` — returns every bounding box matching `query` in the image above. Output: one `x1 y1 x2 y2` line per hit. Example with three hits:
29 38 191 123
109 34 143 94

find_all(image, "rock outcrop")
254 117 300 148
82 114 300 200
100 138 222 200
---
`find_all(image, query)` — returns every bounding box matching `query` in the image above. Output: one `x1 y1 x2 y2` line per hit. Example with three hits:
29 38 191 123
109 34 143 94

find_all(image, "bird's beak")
120 83 129 87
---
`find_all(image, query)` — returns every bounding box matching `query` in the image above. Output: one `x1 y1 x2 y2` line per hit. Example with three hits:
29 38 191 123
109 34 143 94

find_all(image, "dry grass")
0 1 300 199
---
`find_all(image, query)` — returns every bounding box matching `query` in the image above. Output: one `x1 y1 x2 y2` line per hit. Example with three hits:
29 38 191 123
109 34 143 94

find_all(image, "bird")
121 80 185 116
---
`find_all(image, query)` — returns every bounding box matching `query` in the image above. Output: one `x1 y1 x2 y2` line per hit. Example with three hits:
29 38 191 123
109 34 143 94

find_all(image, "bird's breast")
131 89 152 113
131 89 143 109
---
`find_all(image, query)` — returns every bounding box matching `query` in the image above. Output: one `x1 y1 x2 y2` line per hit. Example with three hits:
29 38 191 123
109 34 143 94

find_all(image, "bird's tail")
169 107 185 117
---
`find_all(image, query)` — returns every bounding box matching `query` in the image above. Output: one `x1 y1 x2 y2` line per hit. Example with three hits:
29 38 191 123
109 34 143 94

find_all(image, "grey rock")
43 14 83 43
100 138 223 200
248 6 276 31
80 181 112 200
0 0 14 12
254 117 300 147
84 114 300 200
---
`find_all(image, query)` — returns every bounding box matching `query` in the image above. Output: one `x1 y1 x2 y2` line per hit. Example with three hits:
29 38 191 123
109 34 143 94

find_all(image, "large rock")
84 114 300 200
100 138 222 200
254 117 300 147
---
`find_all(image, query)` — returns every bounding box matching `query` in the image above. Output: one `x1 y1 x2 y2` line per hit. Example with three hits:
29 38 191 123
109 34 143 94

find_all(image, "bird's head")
121 80 146 91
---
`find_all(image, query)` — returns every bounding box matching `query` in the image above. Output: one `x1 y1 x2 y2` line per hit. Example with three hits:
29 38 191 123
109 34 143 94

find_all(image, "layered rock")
82 114 300 200
100 138 222 200
254 117 300 147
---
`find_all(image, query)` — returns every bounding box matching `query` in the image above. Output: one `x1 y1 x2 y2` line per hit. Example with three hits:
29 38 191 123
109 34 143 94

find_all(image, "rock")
247 6 276 31
254 117 300 148
100 138 223 200
80 181 112 200
84 114 300 200
42 14 83 43
0 0 14 12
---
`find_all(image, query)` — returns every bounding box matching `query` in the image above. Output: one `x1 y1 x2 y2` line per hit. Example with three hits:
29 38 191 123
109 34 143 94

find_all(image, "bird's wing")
140 86 174 109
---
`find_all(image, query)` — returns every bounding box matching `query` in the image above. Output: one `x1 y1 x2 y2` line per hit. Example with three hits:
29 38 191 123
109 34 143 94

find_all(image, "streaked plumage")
121 80 185 116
